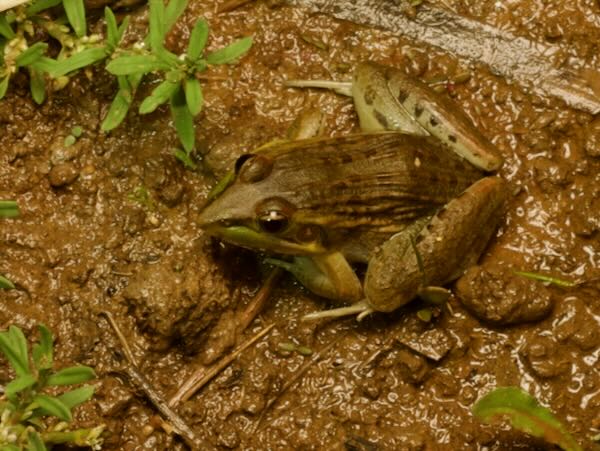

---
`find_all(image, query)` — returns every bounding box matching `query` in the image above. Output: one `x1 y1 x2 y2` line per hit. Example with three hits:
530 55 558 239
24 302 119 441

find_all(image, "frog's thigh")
288 253 363 304
365 177 507 312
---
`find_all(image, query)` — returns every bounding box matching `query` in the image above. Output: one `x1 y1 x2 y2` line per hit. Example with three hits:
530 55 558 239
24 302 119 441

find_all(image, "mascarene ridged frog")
198 62 507 320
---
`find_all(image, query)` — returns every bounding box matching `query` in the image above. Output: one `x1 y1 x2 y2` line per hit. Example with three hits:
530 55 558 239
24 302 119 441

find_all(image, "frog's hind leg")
284 79 354 97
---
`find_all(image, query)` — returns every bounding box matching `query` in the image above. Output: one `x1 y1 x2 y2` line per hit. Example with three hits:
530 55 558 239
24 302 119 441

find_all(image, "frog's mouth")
202 224 326 256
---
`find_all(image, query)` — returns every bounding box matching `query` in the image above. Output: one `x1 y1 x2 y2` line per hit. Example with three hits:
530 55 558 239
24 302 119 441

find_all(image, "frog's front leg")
266 252 363 303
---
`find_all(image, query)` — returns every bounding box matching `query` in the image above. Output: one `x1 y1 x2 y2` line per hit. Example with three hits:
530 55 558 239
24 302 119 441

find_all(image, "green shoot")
1 0 252 167
0 200 19 218
1 200 19 288
104 1 252 166
0 324 104 449
473 387 582 451
514 271 576 288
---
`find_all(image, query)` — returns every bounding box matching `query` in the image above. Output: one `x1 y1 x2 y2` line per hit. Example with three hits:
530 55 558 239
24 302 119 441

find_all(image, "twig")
253 338 339 433
102 312 206 450
238 268 282 333
169 323 275 407
101 311 138 367
121 366 207 450
217 0 255 13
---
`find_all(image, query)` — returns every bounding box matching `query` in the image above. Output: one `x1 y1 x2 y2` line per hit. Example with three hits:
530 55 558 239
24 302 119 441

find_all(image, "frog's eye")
235 154 273 183
234 154 254 173
255 197 295 234
258 210 289 234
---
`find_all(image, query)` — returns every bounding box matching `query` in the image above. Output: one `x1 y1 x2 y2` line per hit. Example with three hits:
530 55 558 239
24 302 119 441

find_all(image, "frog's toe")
302 300 373 321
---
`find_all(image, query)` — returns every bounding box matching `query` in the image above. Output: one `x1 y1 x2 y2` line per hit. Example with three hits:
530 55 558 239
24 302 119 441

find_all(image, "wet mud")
1 0 600 449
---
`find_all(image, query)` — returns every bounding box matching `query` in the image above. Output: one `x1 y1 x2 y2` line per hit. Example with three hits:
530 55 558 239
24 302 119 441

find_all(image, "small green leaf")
64 135 76 147
26 0 62 15
101 75 138 131
149 0 166 52
173 148 196 169
62 0 86 37
106 54 170 76
205 36 252 65
71 125 83 137
170 86 195 152
58 385 95 408
117 15 130 41
3 444 21 451
29 67 46 104
46 365 95 386
6 373 37 400
0 274 15 289
514 271 576 288
27 431 47 451
154 46 180 67
187 19 208 62
29 56 57 74
139 79 179 114
0 200 19 217
184 77 203 116
0 327 30 376
49 47 107 77
32 324 53 370
32 394 72 421
104 7 119 48
0 14 15 39
16 42 49 67
164 0 187 32
473 387 583 451
0 75 8 100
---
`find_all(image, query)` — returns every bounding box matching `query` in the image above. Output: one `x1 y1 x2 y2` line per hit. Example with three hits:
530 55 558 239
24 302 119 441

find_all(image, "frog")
198 61 508 320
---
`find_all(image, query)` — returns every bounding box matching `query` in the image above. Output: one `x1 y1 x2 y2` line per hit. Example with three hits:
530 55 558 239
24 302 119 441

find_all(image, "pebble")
48 163 79 187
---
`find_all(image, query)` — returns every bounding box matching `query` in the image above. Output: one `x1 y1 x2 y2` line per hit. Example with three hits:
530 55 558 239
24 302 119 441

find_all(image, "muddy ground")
1 0 600 449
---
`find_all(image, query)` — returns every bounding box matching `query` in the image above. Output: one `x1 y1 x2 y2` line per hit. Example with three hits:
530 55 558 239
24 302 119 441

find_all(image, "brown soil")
2 0 600 450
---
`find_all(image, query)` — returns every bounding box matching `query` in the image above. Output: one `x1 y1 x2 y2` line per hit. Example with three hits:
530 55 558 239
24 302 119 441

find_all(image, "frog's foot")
284 79 353 97
302 300 374 322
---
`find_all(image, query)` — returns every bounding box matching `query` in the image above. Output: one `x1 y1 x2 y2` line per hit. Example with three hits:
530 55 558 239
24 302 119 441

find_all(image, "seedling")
104 0 252 167
473 386 582 451
0 0 253 166
0 324 103 449
514 270 576 288
0 200 18 288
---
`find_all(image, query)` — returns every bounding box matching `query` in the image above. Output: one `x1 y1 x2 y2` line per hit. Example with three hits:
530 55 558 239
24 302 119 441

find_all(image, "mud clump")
455 264 554 325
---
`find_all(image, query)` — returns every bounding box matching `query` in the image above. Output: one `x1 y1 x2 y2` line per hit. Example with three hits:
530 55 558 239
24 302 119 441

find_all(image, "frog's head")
198 153 327 256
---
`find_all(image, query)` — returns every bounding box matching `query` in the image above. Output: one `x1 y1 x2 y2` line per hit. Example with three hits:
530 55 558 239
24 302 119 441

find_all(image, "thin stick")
101 311 138 367
217 0 255 13
169 323 275 407
253 338 339 433
121 366 207 450
102 312 206 450
238 268 282 333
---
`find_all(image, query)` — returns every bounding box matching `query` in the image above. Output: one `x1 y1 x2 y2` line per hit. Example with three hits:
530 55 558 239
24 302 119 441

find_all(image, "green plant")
473 386 582 451
0 200 19 289
0 0 109 104
104 0 252 167
0 324 103 450
0 0 253 167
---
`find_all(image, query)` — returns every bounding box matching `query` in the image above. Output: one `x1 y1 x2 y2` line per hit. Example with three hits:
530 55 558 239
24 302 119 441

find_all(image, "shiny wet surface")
1 0 600 449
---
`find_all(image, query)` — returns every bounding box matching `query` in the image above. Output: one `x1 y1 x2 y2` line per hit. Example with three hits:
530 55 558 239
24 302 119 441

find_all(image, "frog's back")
260 132 483 232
